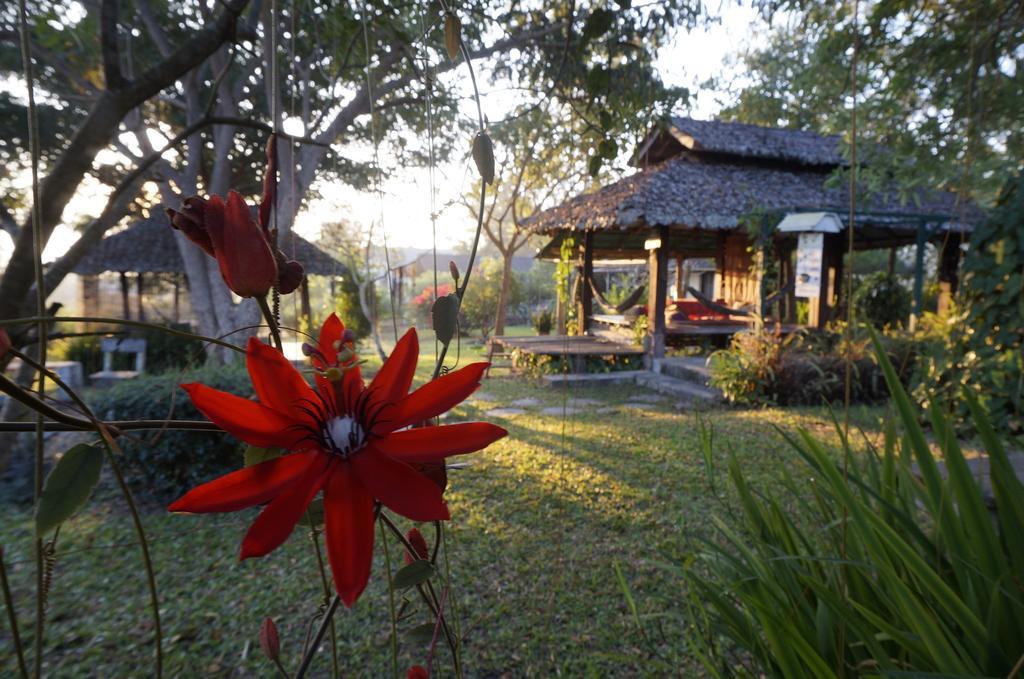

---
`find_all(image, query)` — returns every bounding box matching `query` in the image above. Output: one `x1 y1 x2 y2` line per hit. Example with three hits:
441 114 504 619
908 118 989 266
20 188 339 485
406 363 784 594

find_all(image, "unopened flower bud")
449 261 460 282
403 527 429 564
259 617 280 661
0 329 11 357
324 367 343 382
408 665 428 679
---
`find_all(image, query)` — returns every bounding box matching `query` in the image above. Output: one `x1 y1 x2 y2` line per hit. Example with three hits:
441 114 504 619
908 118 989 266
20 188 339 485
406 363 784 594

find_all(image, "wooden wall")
720 233 759 308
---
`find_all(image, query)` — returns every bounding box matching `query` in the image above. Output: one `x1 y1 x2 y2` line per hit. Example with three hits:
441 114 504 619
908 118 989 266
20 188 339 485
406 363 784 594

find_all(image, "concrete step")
542 370 647 388
654 357 712 385
635 371 721 402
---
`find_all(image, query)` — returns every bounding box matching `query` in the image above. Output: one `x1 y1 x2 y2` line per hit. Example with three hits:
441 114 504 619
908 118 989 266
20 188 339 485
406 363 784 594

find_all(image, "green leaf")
582 8 615 40
586 66 610 95
405 622 436 645
599 110 613 131
244 446 282 467
598 138 618 159
588 155 603 177
35 443 104 536
392 560 435 589
304 498 324 527
431 293 460 346
471 131 495 185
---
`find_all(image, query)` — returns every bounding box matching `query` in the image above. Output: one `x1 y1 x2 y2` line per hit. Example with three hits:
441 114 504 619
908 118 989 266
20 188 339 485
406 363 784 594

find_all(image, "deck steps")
635 371 721 403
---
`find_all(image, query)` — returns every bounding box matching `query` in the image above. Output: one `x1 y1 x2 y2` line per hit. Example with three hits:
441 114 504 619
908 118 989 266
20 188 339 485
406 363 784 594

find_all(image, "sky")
0 2 765 267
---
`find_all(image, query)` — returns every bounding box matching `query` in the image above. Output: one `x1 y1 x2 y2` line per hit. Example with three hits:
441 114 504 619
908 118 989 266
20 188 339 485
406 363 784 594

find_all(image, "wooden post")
646 226 669 360
912 220 929 319
136 272 146 321
119 272 131 320
580 231 594 334
300 276 312 323
887 247 897 276
674 256 683 299
937 233 962 315
82 275 100 318
173 274 181 323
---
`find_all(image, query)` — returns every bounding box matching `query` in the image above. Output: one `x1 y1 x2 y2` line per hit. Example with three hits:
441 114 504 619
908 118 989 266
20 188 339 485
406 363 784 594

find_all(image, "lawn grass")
0 332 890 677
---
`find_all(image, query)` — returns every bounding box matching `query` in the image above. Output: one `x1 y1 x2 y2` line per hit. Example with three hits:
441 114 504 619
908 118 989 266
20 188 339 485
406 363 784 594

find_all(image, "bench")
89 337 146 388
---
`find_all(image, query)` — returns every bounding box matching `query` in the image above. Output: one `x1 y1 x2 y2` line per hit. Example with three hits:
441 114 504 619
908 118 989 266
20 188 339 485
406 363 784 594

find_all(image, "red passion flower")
166 137 303 297
169 314 506 606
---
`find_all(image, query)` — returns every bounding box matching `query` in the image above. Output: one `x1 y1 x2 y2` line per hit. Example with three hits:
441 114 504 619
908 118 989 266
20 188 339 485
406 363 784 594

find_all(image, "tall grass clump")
672 330 1024 677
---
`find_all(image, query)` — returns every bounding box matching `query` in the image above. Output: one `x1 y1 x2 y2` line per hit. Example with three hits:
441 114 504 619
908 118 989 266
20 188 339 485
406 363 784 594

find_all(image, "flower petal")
246 337 317 423
378 362 489 433
182 382 305 449
169 452 316 513
323 465 375 607
317 313 345 365
367 328 418 408
239 455 333 560
374 423 507 463
351 448 450 521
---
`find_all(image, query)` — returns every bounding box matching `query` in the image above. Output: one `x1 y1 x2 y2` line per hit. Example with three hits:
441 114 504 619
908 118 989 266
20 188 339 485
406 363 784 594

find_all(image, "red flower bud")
0 328 11 357
258 617 280 661
448 260 460 282
404 527 429 564
408 665 429 679
168 192 278 298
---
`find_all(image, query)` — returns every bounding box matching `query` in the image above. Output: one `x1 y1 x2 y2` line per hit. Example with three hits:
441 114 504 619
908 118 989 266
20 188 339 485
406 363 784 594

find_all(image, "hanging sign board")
795 232 824 298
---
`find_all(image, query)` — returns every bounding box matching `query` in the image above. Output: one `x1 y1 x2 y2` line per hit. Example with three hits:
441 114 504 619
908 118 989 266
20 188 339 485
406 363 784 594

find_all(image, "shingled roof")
72 217 347 277
658 116 846 166
532 118 982 240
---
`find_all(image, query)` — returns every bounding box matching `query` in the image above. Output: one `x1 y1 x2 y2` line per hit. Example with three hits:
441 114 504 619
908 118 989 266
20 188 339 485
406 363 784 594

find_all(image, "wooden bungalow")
72 216 347 323
529 117 983 358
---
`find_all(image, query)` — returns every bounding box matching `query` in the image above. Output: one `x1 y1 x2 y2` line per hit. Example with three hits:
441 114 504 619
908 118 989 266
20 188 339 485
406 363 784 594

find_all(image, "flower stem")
1 546 29 679
294 595 340 679
256 296 284 352
305 517 339 679
380 518 400 679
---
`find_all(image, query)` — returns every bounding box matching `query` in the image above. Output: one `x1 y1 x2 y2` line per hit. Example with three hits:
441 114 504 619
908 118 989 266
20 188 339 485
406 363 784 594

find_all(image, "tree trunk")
495 250 514 337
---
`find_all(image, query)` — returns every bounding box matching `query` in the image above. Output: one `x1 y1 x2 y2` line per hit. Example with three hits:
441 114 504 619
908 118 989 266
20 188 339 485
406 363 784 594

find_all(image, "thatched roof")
532 118 983 244
71 217 347 277
637 116 846 167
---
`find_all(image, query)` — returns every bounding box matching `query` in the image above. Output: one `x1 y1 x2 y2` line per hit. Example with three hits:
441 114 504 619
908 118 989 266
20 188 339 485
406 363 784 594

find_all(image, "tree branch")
100 0 126 89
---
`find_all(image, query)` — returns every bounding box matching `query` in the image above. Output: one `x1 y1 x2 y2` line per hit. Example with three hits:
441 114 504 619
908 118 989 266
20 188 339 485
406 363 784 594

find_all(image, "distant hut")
530 117 983 357
72 217 347 324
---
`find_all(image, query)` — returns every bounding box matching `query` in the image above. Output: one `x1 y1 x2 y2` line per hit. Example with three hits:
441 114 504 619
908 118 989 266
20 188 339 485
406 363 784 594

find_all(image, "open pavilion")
524 117 983 360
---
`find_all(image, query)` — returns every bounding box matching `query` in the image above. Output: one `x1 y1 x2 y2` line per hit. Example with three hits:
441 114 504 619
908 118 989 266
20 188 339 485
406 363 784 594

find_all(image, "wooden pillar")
887 247 897 276
912 221 929 318
715 233 726 301
937 233 962 315
579 230 594 334
300 276 312 322
646 226 669 360
119 272 131 320
173 274 181 323
136 272 146 321
82 274 100 318
555 290 566 335
809 234 844 329
674 256 683 299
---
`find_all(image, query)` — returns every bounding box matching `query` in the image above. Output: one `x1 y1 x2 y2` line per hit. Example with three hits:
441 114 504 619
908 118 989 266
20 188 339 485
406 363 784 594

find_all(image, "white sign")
795 232 824 298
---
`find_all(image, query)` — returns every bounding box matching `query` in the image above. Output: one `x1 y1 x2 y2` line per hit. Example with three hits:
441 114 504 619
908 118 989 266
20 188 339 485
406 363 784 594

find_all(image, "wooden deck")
490 334 644 357
591 314 802 347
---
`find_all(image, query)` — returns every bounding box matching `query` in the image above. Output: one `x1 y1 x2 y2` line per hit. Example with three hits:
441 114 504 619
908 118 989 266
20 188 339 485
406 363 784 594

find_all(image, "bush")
62 323 206 380
87 364 254 502
638 334 1024 677
708 325 916 406
531 309 553 335
852 271 911 329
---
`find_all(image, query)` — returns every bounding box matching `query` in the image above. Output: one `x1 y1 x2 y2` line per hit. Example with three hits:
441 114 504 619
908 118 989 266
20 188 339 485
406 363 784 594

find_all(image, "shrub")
62 323 206 380
709 325 916 406
87 364 254 502
657 334 1024 676
531 309 553 335
852 271 911 329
